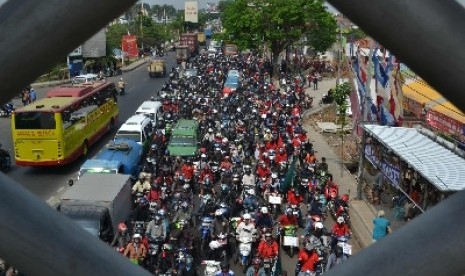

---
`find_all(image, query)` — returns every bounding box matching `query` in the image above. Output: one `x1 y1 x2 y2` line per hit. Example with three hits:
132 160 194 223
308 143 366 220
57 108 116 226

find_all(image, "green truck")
167 119 199 157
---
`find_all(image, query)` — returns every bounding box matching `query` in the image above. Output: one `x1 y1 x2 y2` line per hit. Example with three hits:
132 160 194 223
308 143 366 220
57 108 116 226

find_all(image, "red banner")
121 35 138 58
426 110 465 137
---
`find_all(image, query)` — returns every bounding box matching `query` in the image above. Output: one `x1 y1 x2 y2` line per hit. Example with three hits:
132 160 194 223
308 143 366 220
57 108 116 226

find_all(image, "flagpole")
364 38 374 122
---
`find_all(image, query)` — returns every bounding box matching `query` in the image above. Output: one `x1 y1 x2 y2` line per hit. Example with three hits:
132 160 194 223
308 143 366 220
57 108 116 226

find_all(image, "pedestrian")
312 73 318 90
29 88 37 102
21 89 30 106
372 210 391 242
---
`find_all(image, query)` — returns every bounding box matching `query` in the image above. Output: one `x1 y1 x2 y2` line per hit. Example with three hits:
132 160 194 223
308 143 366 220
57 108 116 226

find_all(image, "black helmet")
220 261 229 270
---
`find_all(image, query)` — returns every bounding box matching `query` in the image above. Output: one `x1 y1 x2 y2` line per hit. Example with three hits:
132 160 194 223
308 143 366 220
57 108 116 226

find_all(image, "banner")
185 1 198 23
280 157 296 194
365 144 401 187
121 35 138 58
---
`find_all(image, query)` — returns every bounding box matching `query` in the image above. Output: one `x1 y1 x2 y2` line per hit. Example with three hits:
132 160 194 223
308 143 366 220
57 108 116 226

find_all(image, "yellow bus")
11 82 119 166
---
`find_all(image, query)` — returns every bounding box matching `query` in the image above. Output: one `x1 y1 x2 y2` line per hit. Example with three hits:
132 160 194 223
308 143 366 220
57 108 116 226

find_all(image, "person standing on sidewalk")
372 210 391 242
29 88 37 103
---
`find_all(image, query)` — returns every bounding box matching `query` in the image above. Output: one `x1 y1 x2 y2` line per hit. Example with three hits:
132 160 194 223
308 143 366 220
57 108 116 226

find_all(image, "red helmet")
341 194 349 203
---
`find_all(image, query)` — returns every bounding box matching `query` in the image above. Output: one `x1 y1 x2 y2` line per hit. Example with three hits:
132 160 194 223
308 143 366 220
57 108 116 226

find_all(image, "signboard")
121 35 139 58
268 195 282 205
82 29 106 58
283 236 299 247
185 1 198 23
365 144 401 186
426 109 465 136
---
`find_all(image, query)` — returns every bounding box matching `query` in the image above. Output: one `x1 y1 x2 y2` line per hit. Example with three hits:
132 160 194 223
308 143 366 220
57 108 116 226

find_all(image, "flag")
273 248 282 276
372 46 396 125
389 62 404 125
280 157 296 193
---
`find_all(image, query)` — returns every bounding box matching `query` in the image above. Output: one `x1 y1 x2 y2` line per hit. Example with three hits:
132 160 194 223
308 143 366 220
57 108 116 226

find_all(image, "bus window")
15 112 56 129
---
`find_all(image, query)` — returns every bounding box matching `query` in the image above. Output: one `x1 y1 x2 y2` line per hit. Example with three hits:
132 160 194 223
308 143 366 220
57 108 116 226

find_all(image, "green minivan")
167 119 199 157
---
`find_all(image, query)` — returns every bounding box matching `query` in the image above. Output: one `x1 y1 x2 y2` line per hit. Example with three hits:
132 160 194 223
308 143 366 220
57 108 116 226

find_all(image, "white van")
72 73 99 84
114 115 154 148
135 101 162 124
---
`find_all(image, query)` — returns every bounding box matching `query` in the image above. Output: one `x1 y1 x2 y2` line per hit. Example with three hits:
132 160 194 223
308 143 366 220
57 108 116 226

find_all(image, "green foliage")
332 82 352 126
221 0 337 58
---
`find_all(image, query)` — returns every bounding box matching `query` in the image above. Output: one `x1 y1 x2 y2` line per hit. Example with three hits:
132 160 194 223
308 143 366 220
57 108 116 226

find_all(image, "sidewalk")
299 78 405 249
30 57 149 89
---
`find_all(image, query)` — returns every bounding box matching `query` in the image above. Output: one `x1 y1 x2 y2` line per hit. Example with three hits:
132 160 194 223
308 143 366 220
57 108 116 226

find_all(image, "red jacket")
256 166 271 179
298 250 319 272
287 190 303 205
331 223 350 237
279 214 297 226
275 152 288 163
181 165 194 180
257 240 279 259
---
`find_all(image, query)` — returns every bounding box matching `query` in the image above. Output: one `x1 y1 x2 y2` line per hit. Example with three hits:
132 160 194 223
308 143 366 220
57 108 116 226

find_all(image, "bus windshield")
14 112 56 129
114 131 141 142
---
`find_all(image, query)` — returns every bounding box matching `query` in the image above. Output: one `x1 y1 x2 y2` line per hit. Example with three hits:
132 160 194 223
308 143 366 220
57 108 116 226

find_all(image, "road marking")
57 186 65 193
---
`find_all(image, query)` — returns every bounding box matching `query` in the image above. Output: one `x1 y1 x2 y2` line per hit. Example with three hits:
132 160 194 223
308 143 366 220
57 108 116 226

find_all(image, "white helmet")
261 207 269 214
337 216 345 224
243 213 252 220
314 221 324 229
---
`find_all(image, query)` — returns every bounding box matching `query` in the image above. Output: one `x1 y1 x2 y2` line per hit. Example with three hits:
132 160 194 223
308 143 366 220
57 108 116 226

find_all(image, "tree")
221 0 337 74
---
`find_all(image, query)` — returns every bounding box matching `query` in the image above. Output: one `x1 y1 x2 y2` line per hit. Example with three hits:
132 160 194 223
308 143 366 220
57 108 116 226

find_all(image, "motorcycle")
280 224 298 258
200 216 215 255
236 233 255 272
201 260 221 276
263 257 277 276
208 232 229 262
0 103 14 118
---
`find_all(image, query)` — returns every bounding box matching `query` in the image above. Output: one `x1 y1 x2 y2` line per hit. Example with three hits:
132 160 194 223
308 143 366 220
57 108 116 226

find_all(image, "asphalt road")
0 52 177 204
0 51 360 275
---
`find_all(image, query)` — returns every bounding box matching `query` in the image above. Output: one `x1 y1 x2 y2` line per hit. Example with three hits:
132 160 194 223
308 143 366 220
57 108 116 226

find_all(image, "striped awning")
363 125 465 192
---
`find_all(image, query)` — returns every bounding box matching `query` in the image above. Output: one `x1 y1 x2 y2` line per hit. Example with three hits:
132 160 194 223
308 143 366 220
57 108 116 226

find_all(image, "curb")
30 58 149 88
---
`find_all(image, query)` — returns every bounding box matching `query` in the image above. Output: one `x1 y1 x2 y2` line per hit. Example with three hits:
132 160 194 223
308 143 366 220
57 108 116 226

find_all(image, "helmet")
261 206 269 214
120 78 123 81
154 215 162 222
341 194 350 203
314 221 324 230
243 213 252 220
265 232 272 238
133 233 141 239
220 262 229 270
252 257 261 265
305 243 314 251
222 137 228 144
286 208 293 215
139 198 148 206
118 223 128 232
337 216 345 224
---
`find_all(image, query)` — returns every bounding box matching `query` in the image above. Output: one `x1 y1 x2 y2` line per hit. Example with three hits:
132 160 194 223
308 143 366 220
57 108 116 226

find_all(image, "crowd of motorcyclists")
112 48 353 276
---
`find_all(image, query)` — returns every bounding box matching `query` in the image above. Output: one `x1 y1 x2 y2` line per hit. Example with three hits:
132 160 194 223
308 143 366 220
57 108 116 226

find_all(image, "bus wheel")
82 141 88 156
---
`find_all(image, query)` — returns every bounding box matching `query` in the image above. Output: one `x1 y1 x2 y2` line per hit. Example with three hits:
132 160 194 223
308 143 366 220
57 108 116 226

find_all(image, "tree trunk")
272 49 281 79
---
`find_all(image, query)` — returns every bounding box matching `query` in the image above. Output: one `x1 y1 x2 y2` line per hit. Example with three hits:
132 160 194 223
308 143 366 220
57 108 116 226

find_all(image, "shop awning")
362 125 465 192
402 80 443 104
431 102 465 124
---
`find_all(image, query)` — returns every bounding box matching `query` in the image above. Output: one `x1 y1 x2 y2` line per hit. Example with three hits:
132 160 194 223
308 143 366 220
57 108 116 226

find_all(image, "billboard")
185 1 198 23
82 29 106 58
121 35 139 58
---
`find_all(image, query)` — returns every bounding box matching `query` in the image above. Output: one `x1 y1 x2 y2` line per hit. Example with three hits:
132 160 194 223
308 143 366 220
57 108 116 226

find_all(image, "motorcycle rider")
331 216 351 250
278 208 298 228
242 165 255 189
215 262 235 276
236 213 257 241
325 244 347 271
257 233 279 260
132 198 151 222
118 77 126 95
246 257 266 276
297 244 320 276
132 176 151 195
146 215 167 241
124 234 147 265
255 206 274 231
111 223 131 251
303 221 329 250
